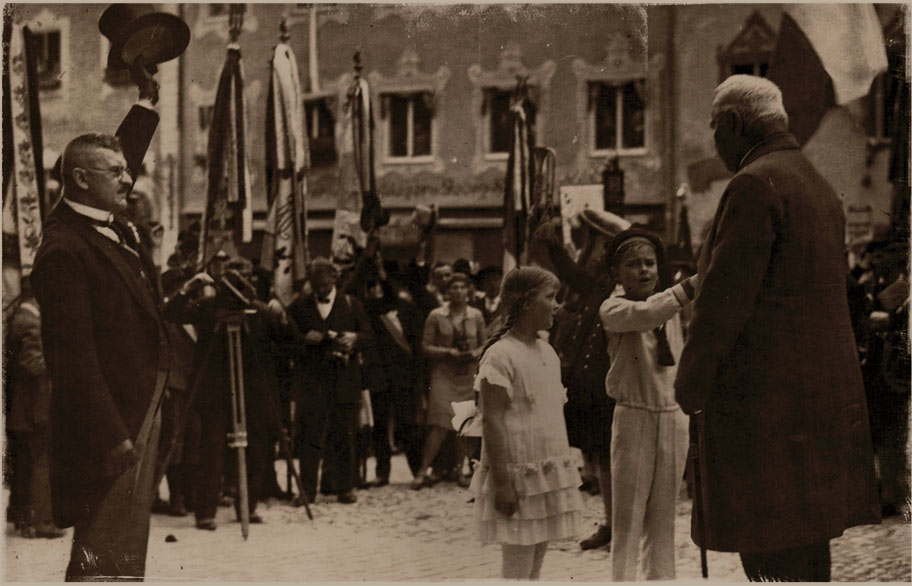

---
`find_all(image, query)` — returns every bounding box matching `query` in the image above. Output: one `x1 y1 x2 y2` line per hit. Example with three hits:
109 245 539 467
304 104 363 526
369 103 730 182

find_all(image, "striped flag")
261 42 309 307
199 44 253 265
2 19 45 278
503 79 535 273
768 4 888 145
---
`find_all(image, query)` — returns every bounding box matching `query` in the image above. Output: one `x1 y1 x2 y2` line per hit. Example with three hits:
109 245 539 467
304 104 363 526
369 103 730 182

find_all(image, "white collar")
63 198 114 224
316 286 337 306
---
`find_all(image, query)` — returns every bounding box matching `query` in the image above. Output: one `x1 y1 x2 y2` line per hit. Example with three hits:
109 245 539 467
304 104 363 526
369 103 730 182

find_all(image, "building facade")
11 3 905 267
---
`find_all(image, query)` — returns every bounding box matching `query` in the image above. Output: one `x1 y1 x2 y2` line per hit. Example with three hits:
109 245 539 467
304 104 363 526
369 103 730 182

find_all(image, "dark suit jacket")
287 291 373 404
5 300 51 433
30 104 167 528
674 133 880 553
363 294 423 395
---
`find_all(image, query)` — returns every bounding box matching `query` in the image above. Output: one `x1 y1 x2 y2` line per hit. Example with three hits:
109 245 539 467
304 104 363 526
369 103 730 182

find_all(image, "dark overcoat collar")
48 203 161 321
739 132 800 170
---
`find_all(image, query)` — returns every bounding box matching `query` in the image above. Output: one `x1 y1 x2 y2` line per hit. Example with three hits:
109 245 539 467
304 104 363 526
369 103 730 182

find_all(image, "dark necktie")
654 325 676 367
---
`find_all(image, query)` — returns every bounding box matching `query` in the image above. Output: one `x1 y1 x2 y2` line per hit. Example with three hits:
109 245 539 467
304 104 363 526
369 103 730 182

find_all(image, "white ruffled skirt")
471 454 583 546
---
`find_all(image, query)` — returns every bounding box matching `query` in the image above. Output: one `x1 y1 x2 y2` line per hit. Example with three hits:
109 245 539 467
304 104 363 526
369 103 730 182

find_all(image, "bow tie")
317 296 331 304
88 216 137 251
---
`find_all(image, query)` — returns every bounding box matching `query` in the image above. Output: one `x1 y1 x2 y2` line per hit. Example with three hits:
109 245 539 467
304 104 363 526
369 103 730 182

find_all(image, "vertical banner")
4 22 45 277
200 44 253 265
503 79 535 272
262 42 310 307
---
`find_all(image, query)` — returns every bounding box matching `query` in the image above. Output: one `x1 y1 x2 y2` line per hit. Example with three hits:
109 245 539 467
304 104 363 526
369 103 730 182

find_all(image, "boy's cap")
605 227 666 264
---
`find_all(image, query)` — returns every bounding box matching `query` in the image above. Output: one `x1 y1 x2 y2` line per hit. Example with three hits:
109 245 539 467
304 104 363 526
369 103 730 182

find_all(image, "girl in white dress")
471 267 583 580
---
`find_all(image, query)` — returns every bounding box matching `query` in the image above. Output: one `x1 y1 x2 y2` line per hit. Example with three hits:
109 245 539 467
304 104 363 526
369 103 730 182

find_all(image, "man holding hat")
30 5 188 579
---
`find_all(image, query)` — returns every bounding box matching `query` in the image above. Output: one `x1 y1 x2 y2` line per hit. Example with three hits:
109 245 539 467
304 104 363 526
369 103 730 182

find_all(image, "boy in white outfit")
598 229 698 581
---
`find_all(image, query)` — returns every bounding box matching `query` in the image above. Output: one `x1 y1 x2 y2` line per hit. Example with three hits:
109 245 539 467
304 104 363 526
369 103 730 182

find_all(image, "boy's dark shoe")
195 518 218 531
580 525 611 550
337 491 357 504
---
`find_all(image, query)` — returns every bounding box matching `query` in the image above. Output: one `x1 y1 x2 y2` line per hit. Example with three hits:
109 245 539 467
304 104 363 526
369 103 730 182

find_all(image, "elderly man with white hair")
674 75 881 581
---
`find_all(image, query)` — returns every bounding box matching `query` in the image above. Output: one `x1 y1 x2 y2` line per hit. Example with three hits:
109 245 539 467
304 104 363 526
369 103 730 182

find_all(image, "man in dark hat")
30 50 170 579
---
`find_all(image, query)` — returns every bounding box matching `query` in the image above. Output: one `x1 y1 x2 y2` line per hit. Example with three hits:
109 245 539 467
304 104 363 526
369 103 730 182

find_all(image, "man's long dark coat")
30 105 168 529
674 132 881 554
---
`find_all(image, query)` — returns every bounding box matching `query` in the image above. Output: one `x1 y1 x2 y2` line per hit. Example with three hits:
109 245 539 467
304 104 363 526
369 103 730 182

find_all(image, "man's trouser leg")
28 424 54 527
193 400 227 522
740 540 831 582
66 411 161 581
325 402 359 495
297 398 329 500
371 389 393 480
610 405 656 581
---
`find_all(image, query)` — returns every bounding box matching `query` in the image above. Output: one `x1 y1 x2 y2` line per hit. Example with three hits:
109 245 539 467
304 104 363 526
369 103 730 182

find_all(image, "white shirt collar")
316 287 337 319
316 286 337 306
63 198 113 224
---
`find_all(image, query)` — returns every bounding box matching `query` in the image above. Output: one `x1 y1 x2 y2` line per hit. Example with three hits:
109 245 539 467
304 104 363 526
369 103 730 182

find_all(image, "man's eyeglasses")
83 166 129 178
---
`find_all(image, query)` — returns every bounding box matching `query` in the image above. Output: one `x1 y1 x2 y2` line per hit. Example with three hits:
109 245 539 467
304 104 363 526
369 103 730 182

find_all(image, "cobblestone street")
5 455 910 582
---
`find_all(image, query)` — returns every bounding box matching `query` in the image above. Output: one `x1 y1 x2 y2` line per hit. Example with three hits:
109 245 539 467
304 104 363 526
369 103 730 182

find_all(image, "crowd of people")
2 58 908 584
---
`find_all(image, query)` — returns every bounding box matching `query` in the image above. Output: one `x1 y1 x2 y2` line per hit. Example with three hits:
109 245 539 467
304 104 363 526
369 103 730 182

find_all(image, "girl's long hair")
478 266 560 362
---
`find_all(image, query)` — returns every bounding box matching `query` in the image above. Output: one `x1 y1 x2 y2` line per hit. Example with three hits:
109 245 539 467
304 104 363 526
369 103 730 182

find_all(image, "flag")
2 19 45 278
261 42 309 307
332 55 384 264
199 44 253 265
768 4 888 145
503 78 535 272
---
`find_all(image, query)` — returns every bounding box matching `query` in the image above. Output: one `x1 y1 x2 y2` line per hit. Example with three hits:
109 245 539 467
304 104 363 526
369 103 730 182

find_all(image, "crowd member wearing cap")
530 208 628 552
286 258 374 504
30 50 170 578
675 75 880 581
598 229 698 580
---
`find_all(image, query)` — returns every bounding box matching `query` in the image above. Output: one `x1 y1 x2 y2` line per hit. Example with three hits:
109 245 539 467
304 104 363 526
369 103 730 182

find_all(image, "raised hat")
578 208 631 239
99 4 190 71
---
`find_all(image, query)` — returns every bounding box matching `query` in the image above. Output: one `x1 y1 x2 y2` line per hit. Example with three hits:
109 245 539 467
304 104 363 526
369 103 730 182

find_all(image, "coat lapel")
55 205 160 321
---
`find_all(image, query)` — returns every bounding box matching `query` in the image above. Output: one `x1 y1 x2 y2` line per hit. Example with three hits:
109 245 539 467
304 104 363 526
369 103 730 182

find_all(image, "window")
485 89 513 154
383 92 433 160
32 30 62 91
468 44 555 169
591 80 646 152
305 98 337 166
717 12 775 82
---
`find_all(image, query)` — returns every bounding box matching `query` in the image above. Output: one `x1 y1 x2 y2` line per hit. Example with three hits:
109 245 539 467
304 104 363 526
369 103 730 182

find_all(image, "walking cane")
690 412 709 578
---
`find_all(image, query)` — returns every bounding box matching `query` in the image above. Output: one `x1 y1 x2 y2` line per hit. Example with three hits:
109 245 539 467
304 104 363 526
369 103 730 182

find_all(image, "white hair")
712 75 788 132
